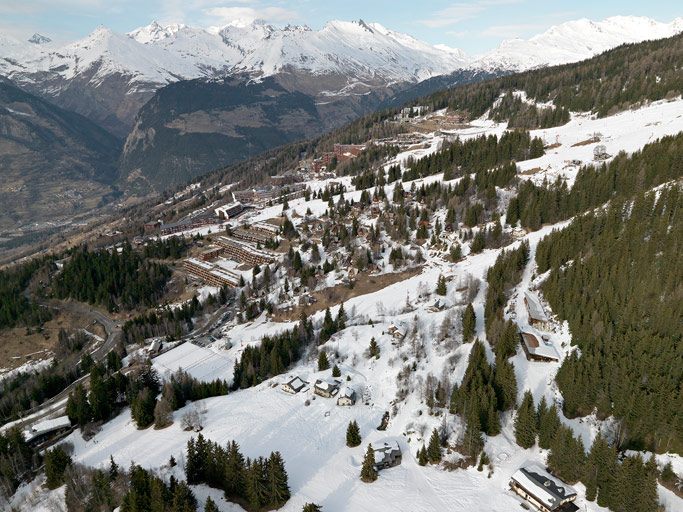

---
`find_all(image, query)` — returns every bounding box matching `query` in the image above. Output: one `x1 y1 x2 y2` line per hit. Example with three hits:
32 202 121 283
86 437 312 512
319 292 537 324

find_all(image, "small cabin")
510 464 578 512
313 378 341 398
387 324 404 339
524 291 551 331
519 331 560 363
337 387 356 406
373 441 402 471
282 376 308 394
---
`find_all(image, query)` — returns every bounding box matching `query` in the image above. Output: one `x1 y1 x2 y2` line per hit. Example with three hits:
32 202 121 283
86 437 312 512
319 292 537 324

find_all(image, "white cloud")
204 5 298 25
420 0 523 28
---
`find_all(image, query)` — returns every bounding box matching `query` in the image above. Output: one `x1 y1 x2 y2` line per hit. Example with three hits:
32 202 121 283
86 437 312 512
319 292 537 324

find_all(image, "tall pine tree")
514 391 537 448
360 444 378 483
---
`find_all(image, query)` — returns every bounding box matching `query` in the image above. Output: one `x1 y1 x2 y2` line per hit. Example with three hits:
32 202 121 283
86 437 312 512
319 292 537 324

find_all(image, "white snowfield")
475 15 683 71
1 15 681 91
520 97 683 188
51 99 683 512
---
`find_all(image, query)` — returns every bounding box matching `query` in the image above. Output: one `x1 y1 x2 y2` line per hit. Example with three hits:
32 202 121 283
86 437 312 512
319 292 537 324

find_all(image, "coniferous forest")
53 243 171 312
185 434 290 511
0 257 52 329
537 185 682 453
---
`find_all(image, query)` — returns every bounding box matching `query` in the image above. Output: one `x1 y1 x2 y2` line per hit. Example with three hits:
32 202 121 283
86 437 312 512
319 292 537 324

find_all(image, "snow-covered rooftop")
511 464 577 510
520 331 560 361
524 291 549 323
23 416 71 442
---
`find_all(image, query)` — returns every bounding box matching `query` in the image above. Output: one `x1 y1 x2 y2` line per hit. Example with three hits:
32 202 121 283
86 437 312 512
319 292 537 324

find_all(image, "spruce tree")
109 455 119 481
360 444 378 483
131 387 157 429
336 302 346 330
514 391 537 448
245 458 267 511
493 355 517 411
462 303 476 341
346 420 361 447
266 451 290 508
317 351 330 371
332 364 341 378
463 413 484 460
368 337 380 358
547 426 585 484
320 308 336 343
185 437 200 485
44 445 72 489
538 402 561 449
436 275 447 296
302 504 322 512
450 243 462 262
584 433 616 504
225 440 246 499
427 428 442 463
66 383 92 426
204 497 219 512
417 445 428 466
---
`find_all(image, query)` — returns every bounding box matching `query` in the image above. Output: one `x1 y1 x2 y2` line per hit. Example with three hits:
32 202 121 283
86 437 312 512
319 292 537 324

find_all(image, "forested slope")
536 184 682 453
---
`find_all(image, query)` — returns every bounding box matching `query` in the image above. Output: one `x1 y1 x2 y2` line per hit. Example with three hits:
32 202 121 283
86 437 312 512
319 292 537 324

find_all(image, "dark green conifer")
514 391 537 449
418 445 429 466
427 428 442 463
317 351 330 371
462 304 476 342
360 444 378 483
346 420 361 447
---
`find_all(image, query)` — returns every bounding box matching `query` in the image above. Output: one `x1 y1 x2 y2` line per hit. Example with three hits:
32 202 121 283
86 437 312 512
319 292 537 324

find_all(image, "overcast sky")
0 0 680 54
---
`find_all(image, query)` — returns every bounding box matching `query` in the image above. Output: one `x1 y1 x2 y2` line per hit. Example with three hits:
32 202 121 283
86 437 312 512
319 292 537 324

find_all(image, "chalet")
337 387 356 406
282 376 308 394
510 465 578 512
387 324 404 339
23 416 71 444
313 378 341 398
519 331 560 362
373 441 402 471
524 291 552 330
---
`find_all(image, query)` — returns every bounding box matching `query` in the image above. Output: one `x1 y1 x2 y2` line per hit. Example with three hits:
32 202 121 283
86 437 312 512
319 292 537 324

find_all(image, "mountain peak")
476 15 683 71
28 33 51 45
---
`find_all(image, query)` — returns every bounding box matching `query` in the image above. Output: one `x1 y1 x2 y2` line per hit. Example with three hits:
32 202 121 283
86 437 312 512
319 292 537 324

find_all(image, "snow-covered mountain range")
0 19 469 91
474 15 683 71
1 15 681 92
